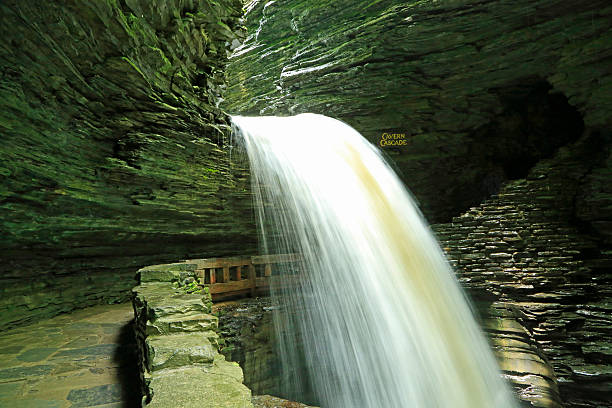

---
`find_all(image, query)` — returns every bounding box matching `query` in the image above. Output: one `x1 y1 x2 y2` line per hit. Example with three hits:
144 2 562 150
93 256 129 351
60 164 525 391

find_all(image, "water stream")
231 113 518 408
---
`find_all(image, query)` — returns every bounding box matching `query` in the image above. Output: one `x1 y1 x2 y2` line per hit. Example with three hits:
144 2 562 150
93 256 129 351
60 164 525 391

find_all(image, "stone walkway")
0 303 140 408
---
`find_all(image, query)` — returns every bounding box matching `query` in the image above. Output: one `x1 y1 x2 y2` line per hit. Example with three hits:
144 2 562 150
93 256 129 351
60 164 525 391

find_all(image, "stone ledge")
146 363 252 408
133 262 253 407
139 263 199 283
147 333 217 371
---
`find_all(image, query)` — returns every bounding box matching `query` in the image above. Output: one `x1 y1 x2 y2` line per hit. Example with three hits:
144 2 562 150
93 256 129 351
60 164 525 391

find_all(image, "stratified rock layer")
216 298 282 397
226 5 612 405
225 0 612 222
0 0 257 330
433 137 612 408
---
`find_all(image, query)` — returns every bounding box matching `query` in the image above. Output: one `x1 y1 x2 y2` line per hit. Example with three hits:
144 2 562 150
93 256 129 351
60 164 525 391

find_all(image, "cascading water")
231 113 518 408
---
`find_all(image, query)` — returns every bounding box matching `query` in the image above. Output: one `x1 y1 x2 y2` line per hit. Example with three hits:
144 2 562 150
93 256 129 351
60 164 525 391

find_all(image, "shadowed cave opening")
380 79 586 225
477 79 584 181
430 78 589 224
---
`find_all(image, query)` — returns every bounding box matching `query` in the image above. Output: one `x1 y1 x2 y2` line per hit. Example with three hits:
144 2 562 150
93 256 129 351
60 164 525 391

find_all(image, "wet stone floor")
0 303 140 408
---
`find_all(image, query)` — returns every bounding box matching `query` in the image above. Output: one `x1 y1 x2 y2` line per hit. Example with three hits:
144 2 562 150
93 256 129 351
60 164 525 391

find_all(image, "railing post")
209 268 216 284
223 263 230 283
236 265 242 281
264 263 272 277
249 263 256 297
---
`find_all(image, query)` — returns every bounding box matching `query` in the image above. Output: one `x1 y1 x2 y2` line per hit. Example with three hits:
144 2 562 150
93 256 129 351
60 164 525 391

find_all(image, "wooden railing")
182 254 300 300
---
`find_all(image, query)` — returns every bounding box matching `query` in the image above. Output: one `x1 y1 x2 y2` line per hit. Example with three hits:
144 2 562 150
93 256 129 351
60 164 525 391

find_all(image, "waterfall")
231 113 518 408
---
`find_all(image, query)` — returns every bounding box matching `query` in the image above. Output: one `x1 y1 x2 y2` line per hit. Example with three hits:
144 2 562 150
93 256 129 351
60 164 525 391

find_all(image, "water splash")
232 113 518 408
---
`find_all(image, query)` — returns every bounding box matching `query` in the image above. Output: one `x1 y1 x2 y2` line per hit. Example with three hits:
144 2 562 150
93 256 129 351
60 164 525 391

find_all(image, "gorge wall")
433 137 612 408
225 0 612 225
224 1 612 407
0 0 257 330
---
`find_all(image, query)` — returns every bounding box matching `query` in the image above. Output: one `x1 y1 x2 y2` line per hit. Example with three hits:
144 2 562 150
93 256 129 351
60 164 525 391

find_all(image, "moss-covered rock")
0 0 257 330
133 262 253 407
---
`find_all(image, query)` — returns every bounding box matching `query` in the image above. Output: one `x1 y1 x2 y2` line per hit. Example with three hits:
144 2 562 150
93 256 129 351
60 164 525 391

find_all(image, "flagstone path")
0 303 140 408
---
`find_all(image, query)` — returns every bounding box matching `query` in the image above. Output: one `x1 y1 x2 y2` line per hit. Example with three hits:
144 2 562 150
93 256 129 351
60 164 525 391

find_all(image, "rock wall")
576 147 612 246
217 298 282 396
133 262 253 407
225 0 612 222
432 135 612 408
0 0 257 330
225 6 612 404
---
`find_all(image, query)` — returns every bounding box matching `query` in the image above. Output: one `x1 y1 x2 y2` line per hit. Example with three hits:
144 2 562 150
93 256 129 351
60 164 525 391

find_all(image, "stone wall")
0 0 257 330
432 135 612 408
225 0 612 222
132 262 253 408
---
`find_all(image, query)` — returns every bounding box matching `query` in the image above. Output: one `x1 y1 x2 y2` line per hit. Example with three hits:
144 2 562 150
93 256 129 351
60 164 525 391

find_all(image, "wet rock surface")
225 0 611 223
133 262 253 408
0 0 256 331
433 137 612 408
216 297 281 396
225 4 612 405
216 298 321 408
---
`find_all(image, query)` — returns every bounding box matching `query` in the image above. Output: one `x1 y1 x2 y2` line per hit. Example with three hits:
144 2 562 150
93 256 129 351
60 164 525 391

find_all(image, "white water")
232 113 518 408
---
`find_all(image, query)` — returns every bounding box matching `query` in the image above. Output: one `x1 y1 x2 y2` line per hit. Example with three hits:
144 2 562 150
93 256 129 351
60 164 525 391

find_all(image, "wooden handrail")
251 253 301 264
181 254 300 300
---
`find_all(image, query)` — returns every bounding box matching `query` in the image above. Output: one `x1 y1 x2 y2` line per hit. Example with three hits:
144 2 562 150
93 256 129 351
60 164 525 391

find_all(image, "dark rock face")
576 142 612 246
0 0 257 330
224 0 611 222
433 137 612 408
216 298 282 397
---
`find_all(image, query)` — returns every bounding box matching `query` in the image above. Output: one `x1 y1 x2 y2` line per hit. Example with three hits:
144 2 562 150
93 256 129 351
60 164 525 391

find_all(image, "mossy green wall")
0 0 257 330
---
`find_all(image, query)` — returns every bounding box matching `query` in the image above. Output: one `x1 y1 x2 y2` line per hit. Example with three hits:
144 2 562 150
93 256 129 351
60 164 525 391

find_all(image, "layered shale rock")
0 0 257 330
226 6 612 405
216 298 281 396
225 0 612 223
433 136 612 408
216 298 322 407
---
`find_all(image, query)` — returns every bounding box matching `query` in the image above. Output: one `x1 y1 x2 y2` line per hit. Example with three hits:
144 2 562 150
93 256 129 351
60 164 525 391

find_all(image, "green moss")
0 0 256 330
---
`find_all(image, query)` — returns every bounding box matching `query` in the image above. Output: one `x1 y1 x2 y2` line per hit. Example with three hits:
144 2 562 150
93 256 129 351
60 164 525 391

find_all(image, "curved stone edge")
133 262 254 407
